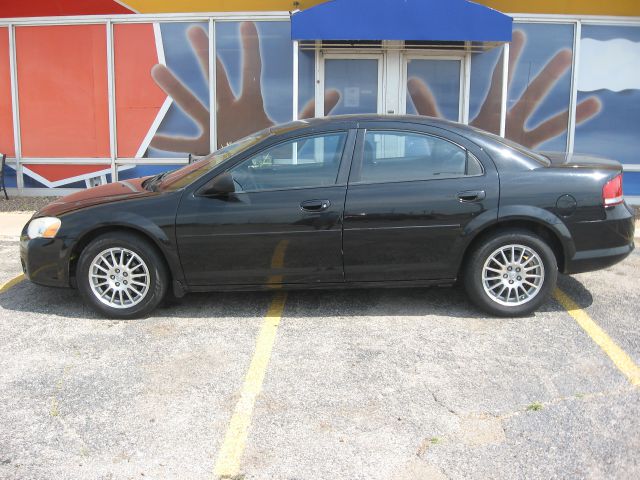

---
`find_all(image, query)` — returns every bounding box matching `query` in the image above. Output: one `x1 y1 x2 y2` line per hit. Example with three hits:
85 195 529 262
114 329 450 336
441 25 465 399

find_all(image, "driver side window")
229 132 347 192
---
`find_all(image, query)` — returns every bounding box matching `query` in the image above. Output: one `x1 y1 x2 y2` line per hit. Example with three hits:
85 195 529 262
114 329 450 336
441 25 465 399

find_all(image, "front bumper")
20 235 73 288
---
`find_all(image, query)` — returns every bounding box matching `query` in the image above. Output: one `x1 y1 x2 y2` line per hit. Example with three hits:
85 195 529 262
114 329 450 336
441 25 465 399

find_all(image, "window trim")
217 130 351 194
349 128 485 186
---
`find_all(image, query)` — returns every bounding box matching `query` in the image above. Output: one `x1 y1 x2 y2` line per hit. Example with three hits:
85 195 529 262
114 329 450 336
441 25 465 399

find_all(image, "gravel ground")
0 238 639 479
0 197 59 213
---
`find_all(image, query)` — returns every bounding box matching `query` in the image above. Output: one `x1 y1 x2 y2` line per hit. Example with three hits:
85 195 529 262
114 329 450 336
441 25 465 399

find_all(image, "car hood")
36 177 155 217
541 152 621 171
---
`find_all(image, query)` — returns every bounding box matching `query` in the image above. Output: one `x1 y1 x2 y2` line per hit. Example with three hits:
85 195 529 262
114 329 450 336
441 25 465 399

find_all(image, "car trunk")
541 152 621 172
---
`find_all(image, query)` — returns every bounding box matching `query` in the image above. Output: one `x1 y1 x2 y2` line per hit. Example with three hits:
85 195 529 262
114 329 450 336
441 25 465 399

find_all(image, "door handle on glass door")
457 190 486 202
300 199 331 212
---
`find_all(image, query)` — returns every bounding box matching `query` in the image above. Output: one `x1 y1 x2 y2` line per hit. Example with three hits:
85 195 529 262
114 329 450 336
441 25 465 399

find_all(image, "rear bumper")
563 204 635 274
564 242 634 274
20 235 73 288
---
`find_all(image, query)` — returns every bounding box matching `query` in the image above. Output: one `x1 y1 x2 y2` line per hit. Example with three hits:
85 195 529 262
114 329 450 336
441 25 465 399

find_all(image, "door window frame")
195 128 357 196
348 126 486 186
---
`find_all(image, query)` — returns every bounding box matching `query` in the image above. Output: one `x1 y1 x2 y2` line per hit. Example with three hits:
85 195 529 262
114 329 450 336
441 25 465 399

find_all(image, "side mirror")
200 172 235 196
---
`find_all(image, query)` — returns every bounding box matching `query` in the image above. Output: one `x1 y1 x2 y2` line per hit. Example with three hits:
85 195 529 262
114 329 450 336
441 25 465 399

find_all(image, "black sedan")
20 115 635 319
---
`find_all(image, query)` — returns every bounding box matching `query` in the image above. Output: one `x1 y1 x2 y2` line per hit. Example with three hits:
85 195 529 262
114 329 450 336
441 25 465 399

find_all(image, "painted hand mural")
408 30 602 149
150 21 340 153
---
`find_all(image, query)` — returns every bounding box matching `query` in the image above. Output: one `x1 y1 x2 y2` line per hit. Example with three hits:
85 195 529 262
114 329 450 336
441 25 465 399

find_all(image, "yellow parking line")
554 288 640 386
0 273 25 294
213 291 287 478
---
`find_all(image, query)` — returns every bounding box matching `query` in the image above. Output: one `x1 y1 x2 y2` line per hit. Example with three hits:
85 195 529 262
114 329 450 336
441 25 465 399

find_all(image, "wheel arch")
68 224 180 288
459 211 574 277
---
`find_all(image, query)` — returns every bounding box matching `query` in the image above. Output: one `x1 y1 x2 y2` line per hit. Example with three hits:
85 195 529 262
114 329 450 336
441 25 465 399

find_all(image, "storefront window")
574 25 640 194
21 164 113 189
298 49 316 118
14 25 111 188
406 58 461 121
113 23 169 159
116 164 184 182
143 21 209 159
0 27 14 158
16 25 110 158
506 23 575 151
324 58 379 115
469 46 503 135
215 21 292 149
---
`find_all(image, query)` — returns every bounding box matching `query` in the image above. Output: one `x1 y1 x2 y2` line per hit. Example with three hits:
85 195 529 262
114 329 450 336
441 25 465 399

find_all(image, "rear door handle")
300 199 331 212
457 190 486 202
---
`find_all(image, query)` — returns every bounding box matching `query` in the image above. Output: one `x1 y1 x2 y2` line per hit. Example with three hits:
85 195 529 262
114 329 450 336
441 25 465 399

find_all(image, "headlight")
27 217 61 239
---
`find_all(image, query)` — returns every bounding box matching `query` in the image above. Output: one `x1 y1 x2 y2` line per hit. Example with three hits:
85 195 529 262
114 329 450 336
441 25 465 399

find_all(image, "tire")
463 229 558 317
77 232 169 319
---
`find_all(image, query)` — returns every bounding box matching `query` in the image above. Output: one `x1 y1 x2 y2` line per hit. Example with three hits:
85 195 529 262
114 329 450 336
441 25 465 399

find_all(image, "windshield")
154 129 271 191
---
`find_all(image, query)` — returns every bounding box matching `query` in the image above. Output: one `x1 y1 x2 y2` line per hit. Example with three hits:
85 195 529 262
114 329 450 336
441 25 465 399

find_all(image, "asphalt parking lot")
1 234 639 480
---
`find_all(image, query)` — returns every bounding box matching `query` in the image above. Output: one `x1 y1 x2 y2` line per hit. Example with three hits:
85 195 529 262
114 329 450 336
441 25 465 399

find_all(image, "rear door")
343 122 499 282
176 129 356 286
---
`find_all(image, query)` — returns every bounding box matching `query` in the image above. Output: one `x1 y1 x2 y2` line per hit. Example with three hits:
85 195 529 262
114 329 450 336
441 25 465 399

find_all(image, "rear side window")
358 130 483 183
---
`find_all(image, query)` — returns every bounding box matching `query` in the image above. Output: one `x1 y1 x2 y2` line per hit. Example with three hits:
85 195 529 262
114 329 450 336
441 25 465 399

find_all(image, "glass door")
321 54 383 116
318 51 465 121
402 56 464 121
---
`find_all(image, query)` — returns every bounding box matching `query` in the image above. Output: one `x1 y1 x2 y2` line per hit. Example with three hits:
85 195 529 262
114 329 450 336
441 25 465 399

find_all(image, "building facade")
1 0 639 203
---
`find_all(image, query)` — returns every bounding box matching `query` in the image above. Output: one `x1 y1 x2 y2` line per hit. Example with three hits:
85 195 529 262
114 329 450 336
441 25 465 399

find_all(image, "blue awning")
291 0 513 43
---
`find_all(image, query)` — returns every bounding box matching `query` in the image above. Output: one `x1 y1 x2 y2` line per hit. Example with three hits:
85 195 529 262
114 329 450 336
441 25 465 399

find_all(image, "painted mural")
0 1 639 193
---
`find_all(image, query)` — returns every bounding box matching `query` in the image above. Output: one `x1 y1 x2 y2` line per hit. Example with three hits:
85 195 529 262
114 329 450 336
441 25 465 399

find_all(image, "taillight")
602 174 623 206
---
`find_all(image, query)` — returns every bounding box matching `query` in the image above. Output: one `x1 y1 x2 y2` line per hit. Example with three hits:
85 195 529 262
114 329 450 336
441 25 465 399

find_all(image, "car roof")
269 114 472 135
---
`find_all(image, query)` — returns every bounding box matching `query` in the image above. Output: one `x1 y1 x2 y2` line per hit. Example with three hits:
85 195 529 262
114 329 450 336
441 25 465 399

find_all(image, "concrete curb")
0 212 33 241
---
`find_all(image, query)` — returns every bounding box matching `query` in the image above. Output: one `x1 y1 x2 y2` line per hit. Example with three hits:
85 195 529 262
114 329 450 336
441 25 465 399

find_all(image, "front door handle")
300 199 331 212
457 190 486 202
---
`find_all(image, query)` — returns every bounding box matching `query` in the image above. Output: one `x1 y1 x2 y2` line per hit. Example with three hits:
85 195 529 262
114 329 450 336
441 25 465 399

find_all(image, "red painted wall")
0 27 14 156
16 25 111 158
0 0 133 18
114 23 166 158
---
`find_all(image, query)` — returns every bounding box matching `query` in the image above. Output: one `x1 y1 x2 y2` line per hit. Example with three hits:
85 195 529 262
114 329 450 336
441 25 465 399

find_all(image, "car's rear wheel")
463 229 557 316
77 232 168 319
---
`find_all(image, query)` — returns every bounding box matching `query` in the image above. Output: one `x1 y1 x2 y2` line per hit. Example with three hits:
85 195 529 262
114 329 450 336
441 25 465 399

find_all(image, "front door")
319 49 465 120
176 130 356 286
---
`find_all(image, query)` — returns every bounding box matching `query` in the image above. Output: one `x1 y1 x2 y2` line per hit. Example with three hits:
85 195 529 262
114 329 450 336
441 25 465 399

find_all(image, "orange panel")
0 27 14 156
16 25 110 158
481 0 640 16
114 23 166 158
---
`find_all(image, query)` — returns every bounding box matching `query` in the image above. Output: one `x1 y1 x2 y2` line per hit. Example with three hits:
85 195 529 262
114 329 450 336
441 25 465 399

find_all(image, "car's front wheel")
77 232 168 319
463 229 558 317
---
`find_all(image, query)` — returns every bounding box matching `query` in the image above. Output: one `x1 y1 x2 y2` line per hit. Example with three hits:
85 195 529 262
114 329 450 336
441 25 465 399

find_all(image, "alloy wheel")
481 244 545 306
88 247 150 309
